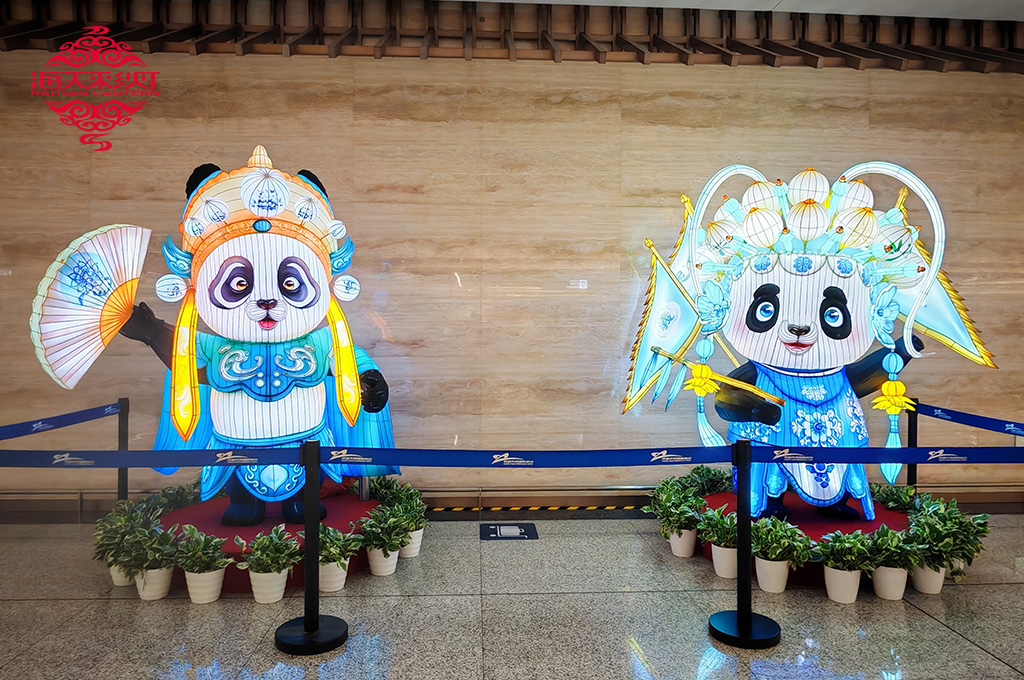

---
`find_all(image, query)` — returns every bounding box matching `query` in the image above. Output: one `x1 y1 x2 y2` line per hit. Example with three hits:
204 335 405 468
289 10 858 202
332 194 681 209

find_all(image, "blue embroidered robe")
727 363 875 519
152 327 398 501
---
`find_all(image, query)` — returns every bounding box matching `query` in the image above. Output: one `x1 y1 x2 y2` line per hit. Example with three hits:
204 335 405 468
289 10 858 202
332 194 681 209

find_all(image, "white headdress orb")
837 179 874 211
705 219 739 250
742 181 780 212
787 199 830 242
788 168 831 205
835 206 879 249
742 207 784 249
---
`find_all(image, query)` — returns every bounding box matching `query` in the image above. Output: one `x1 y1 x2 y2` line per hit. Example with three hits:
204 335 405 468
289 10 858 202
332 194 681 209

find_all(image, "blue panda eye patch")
746 283 780 333
819 286 851 339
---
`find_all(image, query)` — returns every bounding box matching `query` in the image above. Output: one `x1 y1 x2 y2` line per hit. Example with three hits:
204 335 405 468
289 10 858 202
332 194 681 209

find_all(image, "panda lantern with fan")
31 146 398 526
624 163 995 520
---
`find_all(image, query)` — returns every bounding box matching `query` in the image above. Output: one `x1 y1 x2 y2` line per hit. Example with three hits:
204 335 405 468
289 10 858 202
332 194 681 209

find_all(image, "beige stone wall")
1 53 1022 495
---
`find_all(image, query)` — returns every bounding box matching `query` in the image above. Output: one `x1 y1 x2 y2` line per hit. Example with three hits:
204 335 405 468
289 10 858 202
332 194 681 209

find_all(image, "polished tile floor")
1 517 1023 679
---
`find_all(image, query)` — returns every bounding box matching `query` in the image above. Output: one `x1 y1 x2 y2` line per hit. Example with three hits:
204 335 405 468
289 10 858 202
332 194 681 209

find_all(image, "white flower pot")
912 565 946 594
755 556 790 593
871 566 908 600
399 528 425 558
711 544 738 579
184 568 226 604
824 566 861 603
109 565 132 587
368 548 400 576
668 530 697 558
135 567 174 601
249 569 289 603
319 561 348 592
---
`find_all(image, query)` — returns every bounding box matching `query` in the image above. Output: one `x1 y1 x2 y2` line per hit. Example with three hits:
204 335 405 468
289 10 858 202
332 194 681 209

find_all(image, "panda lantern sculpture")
624 162 995 520
30 146 399 526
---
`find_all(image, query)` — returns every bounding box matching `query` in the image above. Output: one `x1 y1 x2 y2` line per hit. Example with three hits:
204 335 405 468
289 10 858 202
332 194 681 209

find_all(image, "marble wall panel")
0 51 1022 496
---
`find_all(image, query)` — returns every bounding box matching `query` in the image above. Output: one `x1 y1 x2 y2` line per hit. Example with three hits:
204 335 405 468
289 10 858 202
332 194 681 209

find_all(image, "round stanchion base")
275 616 349 656
708 611 781 650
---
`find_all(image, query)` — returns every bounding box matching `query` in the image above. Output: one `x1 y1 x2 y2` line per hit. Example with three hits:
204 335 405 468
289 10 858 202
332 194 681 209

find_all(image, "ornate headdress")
157 146 362 440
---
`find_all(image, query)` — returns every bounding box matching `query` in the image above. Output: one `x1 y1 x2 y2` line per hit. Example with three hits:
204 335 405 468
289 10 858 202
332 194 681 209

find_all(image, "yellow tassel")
328 297 361 426
170 288 200 441
871 379 916 415
683 363 720 397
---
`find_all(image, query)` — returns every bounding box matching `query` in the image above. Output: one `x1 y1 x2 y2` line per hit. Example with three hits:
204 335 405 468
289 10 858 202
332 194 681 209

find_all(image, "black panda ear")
297 169 329 200
185 164 222 199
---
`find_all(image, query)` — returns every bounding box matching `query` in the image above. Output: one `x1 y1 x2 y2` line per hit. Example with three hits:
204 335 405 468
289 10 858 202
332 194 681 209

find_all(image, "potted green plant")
118 518 180 601
866 524 922 601
175 524 233 604
137 481 200 515
907 499 987 593
234 524 302 603
697 505 738 578
642 478 706 558
395 490 429 558
93 499 149 586
868 483 931 514
300 524 363 592
354 504 412 576
680 465 733 496
810 530 872 603
750 517 811 593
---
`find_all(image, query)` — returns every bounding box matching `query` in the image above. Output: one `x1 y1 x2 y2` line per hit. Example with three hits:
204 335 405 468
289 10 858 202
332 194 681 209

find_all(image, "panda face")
195 233 329 343
721 257 872 372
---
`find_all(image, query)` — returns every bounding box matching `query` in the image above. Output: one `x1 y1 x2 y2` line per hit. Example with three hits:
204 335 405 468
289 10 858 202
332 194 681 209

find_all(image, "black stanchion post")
708 439 781 649
274 440 349 655
117 397 129 501
907 399 918 486
358 475 370 502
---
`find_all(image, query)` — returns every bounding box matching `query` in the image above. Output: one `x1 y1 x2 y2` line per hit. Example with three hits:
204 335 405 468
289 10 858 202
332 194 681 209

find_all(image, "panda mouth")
783 341 813 354
258 316 278 330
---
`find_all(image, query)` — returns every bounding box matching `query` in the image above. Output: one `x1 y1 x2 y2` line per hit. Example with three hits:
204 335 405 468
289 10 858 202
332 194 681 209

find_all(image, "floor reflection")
630 637 902 680
157 629 391 680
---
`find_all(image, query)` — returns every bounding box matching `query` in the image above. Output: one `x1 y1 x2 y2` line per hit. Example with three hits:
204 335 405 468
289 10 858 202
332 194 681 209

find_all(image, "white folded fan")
30 224 151 389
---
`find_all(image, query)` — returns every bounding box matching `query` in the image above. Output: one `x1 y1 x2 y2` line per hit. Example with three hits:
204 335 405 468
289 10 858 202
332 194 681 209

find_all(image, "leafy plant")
369 476 405 506
751 517 812 568
909 499 989 579
137 481 200 515
234 525 302 574
93 499 157 567
810 530 872 572
680 465 733 496
866 524 923 572
869 483 932 514
642 477 706 539
175 524 233 574
299 524 363 566
353 504 412 557
117 520 180 581
697 505 738 548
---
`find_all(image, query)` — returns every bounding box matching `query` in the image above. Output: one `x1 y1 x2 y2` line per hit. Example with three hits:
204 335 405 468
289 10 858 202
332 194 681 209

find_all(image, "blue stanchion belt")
0 445 732 469
0 403 121 442
750 445 1024 465
1 443 1021 469
916 402 1024 437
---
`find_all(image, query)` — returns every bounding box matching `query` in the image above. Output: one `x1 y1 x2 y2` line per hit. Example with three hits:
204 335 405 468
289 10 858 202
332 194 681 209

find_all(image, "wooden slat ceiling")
1 0 1022 71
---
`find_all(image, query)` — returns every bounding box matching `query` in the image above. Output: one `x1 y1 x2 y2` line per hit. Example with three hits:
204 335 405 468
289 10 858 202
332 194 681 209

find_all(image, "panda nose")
788 324 811 337
257 299 277 310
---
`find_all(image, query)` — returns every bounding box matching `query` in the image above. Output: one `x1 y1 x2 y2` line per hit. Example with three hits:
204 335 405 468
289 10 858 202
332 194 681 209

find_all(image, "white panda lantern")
624 163 995 521
121 146 398 526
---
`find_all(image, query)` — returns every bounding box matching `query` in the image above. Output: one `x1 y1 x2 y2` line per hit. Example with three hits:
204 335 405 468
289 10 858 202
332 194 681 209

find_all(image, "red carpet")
163 494 379 593
698 491 909 588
